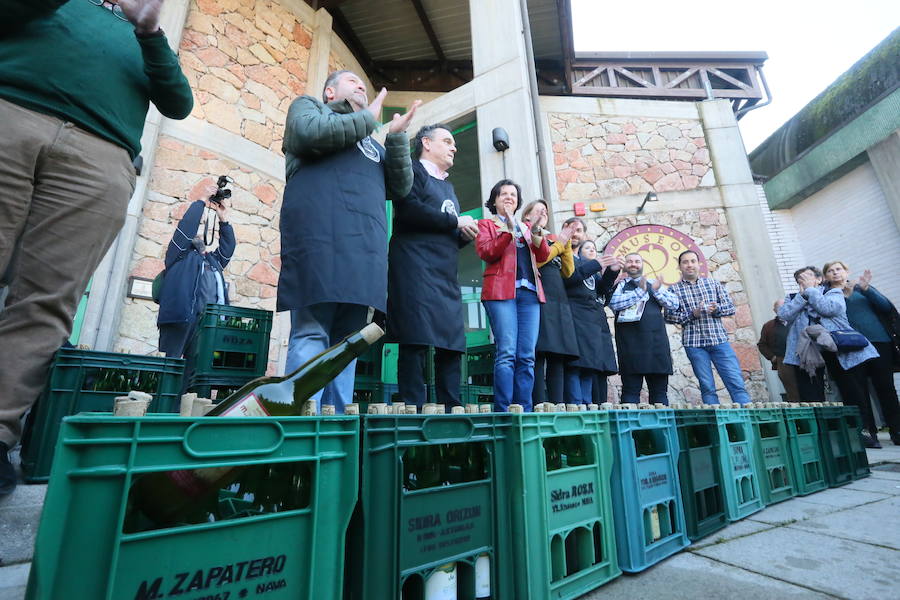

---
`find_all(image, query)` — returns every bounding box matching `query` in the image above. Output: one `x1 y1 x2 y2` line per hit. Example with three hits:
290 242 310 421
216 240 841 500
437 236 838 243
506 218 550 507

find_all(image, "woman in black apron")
563 240 620 404
521 200 580 406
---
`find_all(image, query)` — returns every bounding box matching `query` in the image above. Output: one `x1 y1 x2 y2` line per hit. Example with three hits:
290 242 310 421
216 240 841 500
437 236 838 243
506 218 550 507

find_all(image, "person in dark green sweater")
0 0 193 496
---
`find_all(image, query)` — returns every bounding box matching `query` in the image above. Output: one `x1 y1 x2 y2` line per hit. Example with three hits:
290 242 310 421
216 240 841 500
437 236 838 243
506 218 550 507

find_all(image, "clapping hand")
797 270 818 291
858 269 872 291
366 88 388 121
387 100 422 134
457 215 478 241
118 0 163 35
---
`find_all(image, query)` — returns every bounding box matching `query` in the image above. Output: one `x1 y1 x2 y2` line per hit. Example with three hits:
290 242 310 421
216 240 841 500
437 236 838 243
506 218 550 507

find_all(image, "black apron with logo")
613 280 673 375
535 243 579 359
386 161 467 352
278 136 388 312
566 258 618 373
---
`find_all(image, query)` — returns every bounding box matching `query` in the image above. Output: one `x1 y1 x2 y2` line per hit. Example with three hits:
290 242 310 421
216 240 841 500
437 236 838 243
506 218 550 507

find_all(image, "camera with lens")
209 175 232 206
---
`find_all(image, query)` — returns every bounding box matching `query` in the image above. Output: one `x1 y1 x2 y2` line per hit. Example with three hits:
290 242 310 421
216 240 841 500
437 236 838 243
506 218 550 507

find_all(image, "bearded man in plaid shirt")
665 250 751 405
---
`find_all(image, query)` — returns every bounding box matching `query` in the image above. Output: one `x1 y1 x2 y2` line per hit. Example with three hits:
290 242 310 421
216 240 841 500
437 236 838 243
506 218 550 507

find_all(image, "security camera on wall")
492 127 510 152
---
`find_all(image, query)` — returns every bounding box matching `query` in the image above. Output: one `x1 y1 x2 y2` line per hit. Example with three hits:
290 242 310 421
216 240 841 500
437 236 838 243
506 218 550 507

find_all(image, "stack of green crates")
505 411 620 599
813 405 854 487
608 409 689 572
465 344 494 387
749 407 796 505
841 405 871 479
347 413 511 600
187 304 272 396
674 409 728 541
782 405 828 495
27 413 360 600
20 348 184 482
713 408 764 520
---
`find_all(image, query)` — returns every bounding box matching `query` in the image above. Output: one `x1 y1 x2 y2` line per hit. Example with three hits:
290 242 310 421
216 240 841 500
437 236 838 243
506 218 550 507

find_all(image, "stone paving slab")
746 498 841 525
868 465 900 480
0 563 29 600
0 485 45 567
688 519 774 550
693 526 900 599
793 486 888 508
789 495 900 551
577 551 834 600
842 476 900 495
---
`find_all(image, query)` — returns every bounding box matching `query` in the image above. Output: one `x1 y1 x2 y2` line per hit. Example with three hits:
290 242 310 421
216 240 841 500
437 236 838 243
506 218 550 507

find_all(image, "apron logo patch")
440 199 458 217
357 137 380 162
583 276 596 291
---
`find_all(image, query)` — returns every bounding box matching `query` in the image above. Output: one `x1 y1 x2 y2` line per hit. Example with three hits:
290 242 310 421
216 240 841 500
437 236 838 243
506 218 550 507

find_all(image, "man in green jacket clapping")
277 71 419 413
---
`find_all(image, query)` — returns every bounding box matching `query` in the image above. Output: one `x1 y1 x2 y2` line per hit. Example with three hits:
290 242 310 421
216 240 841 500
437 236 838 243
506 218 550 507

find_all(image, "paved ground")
2 434 898 600
580 433 900 600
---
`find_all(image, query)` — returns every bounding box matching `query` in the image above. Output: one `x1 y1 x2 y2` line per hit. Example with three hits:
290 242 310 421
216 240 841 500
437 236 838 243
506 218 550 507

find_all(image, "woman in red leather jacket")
476 179 550 411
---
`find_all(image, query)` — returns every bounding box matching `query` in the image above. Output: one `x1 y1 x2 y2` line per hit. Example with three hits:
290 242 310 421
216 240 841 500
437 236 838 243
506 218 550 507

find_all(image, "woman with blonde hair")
823 260 900 447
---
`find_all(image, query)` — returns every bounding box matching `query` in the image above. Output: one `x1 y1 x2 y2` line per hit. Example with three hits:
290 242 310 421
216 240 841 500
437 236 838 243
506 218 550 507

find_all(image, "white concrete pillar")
469 0 542 210
306 8 333 98
699 99 785 401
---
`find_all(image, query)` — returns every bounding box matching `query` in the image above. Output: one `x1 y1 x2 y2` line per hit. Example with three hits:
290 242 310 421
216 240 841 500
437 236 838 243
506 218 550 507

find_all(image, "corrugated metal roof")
527 0 564 60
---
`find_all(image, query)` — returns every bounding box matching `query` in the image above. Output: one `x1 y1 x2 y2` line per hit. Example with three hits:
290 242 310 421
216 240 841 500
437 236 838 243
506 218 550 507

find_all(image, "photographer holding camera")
157 181 235 393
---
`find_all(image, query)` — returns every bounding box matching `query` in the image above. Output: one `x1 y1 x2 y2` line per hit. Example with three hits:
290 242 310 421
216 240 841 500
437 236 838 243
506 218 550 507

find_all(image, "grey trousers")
0 98 134 447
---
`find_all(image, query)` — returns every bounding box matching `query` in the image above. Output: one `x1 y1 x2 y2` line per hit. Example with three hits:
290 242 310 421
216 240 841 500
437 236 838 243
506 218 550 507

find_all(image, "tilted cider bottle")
128 323 384 528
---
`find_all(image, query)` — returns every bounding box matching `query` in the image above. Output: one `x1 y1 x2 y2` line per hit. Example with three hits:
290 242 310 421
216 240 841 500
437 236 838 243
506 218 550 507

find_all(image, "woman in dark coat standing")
563 240 621 404
521 200 579 407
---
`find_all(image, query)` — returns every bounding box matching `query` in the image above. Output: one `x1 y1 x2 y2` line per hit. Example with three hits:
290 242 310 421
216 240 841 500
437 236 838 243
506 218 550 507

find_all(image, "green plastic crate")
466 344 494 387
347 414 511 600
505 412 620 599
674 410 728 541
782 406 828 495
608 409 690 573
814 406 854 487
714 409 764 520
26 413 360 600
187 374 258 399
20 348 184 483
842 406 871 479
191 304 273 379
749 407 797 505
463 384 494 405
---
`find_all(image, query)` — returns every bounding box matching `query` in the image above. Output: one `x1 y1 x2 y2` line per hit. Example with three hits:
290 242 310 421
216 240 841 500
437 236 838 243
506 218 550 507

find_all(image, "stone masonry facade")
550 112 715 201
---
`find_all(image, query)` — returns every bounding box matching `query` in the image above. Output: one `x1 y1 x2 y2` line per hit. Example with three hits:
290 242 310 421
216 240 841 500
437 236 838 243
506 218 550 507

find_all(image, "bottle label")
475 554 491 597
220 393 270 417
425 563 457 600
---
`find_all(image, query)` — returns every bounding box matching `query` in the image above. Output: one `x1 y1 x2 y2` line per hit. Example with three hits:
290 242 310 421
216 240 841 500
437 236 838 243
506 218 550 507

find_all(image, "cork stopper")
180 393 198 417
302 400 318 416
638 403 652 410
114 395 151 416
566 403 580 413
578 404 588 412
600 402 614 410
621 403 638 410
464 404 479 414
392 402 406 415
533 403 545 413
345 404 360 416
508 404 524 414
367 403 388 414
405 405 419 415
478 404 492 413
423 404 442 415
359 322 386 345
588 403 599 411
321 405 336 416
450 406 465 414
654 403 667 409
555 403 567 412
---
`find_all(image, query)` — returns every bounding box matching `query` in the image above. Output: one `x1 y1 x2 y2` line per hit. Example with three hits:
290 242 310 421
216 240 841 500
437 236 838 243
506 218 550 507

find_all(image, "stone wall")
178 0 313 153
120 136 283 375
549 112 714 201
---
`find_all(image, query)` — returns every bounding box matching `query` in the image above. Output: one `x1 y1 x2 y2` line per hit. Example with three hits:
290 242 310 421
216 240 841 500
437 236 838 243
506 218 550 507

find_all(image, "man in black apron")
387 124 478 410
609 252 680 404
278 71 419 413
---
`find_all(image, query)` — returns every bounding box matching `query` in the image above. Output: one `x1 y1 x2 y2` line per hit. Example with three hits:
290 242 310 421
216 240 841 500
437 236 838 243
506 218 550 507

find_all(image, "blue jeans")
684 342 751 405
286 303 368 414
483 288 540 412
564 367 593 404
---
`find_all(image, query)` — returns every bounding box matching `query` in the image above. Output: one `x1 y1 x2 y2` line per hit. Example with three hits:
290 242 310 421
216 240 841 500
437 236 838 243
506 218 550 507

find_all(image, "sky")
570 0 900 152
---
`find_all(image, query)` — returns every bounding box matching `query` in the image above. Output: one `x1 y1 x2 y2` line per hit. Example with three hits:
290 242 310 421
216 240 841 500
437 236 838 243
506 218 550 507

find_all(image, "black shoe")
861 430 882 449
0 442 16 496
890 431 900 446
